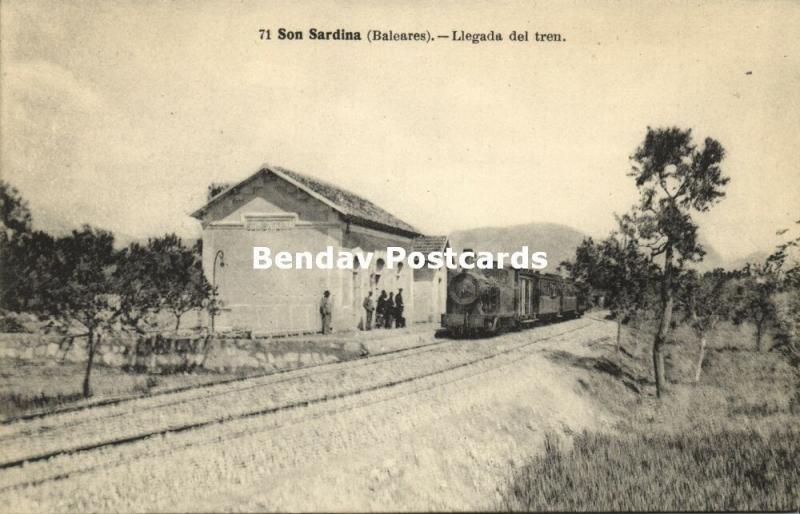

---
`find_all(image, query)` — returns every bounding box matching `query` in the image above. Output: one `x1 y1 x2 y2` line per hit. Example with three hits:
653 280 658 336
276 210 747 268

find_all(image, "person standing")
376 290 388 328
319 290 332 334
395 288 405 328
385 292 395 329
362 291 375 330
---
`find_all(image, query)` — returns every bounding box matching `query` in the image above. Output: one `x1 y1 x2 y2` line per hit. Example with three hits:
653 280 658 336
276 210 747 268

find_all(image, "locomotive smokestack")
461 248 475 267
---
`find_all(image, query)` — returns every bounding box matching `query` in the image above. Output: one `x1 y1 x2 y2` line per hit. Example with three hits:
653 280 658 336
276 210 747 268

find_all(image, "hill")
448 222 590 272
689 236 727 272
447 223 751 273
725 251 770 271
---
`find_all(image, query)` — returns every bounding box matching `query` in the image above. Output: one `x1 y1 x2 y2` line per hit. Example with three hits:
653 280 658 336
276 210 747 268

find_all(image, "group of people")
318 288 406 335
362 289 405 330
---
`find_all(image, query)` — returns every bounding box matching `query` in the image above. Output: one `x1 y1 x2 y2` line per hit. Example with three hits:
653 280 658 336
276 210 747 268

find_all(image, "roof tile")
411 235 449 254
193 165 421 237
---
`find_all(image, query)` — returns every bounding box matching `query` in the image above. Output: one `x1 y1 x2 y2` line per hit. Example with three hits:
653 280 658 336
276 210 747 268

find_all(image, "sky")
1 0 799 262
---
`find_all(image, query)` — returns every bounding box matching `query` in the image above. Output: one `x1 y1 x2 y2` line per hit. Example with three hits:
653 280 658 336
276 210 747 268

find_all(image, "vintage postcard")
1 1 798 512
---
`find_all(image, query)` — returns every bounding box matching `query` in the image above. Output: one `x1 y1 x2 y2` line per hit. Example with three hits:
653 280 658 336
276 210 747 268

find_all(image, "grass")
502 429 799 511
0 391 87 415
0 360 244 419
500 317 800 511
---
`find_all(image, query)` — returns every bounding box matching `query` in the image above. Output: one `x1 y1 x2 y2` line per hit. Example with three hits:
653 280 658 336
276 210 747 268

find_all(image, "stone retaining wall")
0 332 370 374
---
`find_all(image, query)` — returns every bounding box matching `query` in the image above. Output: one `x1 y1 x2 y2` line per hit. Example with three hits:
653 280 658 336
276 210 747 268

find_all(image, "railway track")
0 319 596 492
1 333 449 425
0 336 458 463
0 336 451 442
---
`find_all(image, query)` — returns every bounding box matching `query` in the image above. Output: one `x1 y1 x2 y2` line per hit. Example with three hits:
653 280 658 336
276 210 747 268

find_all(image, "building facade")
191 165 446 335
411 236 450 323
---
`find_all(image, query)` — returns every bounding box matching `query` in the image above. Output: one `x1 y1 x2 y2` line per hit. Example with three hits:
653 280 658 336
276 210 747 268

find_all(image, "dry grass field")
500 319 800 511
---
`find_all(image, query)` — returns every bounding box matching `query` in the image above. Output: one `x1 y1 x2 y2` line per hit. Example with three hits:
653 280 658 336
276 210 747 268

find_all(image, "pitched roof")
411 235 449 254
191 164 421 237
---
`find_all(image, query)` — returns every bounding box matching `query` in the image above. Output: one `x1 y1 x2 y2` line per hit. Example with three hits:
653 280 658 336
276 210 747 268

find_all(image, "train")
441 266 586 336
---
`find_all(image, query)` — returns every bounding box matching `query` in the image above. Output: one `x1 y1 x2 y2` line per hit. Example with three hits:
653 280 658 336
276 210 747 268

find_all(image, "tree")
773 289 800 365
626 127 729 397
0 181 37 311
562 228 655 351
771 222 800 363
734 221 800 353
147 235 209 331
28 226 119 398
113 235 209 333
597 227 656 352
1 229 57 312
678 269 735 381
0 181 32 240
114 241 161 334
559 237 602 306
732 263 780 351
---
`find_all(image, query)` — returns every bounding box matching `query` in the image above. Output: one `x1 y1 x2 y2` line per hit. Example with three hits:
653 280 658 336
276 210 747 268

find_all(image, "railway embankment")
498 318 800 511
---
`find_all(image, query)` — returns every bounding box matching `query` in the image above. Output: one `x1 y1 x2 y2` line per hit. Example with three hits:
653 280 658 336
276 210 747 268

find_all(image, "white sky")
1 0 798 261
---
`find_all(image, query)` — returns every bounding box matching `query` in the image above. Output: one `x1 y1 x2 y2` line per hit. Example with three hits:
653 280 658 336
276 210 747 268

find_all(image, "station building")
191 164 448 335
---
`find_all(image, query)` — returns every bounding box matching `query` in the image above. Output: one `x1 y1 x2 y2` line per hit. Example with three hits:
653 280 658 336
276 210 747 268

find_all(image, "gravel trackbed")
0 316 616 512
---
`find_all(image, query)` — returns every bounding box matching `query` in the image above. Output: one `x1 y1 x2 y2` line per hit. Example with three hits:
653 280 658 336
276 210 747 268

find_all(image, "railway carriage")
442 267 584 336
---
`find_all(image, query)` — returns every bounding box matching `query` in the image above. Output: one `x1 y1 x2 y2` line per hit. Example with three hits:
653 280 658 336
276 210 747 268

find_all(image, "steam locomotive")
442 266 585 336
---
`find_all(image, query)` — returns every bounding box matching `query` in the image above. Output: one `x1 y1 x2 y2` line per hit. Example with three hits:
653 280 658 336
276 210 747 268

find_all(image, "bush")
501 429 799 511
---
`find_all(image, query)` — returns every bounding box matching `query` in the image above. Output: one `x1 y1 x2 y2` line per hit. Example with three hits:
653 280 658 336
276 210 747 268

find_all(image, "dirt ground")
0 316 618 512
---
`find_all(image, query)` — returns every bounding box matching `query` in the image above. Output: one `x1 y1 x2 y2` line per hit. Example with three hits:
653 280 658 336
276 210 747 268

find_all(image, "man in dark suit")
395 288 405 328
362 291 375 330
319 290 332 334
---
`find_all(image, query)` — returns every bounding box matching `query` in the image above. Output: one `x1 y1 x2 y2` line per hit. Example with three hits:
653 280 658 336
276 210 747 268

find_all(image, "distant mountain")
690 237 727 272
447 222 766 274
689 238 770 272
726 251 770 271
448 222 590 272
31 208 76 237
33 209 143 249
